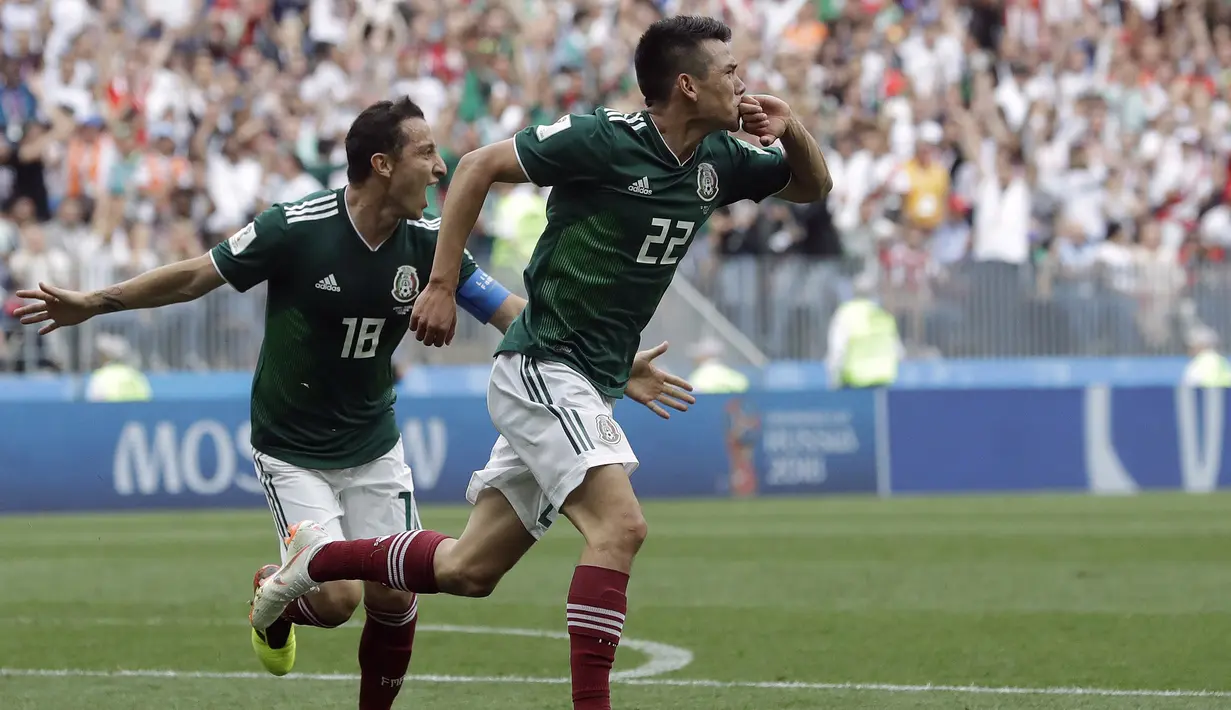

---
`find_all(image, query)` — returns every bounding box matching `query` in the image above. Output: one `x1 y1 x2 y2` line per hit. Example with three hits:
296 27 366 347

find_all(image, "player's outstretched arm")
412 139 528 347
739 95 833 203
14 254 225 335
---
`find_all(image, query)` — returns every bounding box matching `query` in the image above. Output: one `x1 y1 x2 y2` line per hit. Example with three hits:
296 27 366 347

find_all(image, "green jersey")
498 107 793 397
209 188 478 469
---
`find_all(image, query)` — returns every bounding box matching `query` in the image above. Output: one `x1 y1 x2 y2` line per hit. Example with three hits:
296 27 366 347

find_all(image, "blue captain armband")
456 267 512 323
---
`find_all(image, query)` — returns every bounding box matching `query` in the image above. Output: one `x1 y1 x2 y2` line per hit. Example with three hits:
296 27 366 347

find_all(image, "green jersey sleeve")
209 207 291 292
512 112 611 187
718 135 793 205
459 247 479 282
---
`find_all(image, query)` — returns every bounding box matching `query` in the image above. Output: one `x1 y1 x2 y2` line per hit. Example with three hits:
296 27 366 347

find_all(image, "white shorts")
254 437 421 562
466 352 639 539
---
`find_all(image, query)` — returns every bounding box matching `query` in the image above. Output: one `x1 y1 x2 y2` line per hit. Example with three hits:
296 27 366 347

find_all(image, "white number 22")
341 317 384 359
636 218 694 266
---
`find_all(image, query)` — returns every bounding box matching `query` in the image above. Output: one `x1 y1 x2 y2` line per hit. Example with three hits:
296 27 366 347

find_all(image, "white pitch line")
400 623 693 680
2 668 1230 699
0 619 692 680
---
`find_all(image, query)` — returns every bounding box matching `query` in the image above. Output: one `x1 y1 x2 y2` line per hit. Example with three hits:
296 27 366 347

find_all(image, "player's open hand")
627 341 696 420
410 280 457 347
739 95 793 147
13 282 96 335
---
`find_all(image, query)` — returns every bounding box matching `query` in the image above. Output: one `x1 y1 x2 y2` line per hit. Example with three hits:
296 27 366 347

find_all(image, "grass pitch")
3 493 1231 709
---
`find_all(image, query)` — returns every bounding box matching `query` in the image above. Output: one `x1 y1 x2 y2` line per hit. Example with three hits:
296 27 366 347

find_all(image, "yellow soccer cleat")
250 564 296 676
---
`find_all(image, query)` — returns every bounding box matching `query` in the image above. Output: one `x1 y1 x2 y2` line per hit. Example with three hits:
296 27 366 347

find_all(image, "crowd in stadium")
3 0 1231 371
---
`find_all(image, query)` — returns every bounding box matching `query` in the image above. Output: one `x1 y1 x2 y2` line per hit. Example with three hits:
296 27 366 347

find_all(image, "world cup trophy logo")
724 398 760 498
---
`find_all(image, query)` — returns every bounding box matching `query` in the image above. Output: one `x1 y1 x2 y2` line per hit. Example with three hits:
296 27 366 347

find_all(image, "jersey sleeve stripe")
283 193 337 214
511 137 542 187
286 208 340 224
207 249 234 289
606 112 647 131
284 201 339 218
284 203 337 219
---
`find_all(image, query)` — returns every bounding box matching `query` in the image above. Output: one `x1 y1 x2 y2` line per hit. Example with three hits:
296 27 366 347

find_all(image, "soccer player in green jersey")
248 15 831 709
15 97 695 710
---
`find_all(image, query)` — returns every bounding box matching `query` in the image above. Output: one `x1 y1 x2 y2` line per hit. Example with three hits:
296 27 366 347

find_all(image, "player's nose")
434 155 447 179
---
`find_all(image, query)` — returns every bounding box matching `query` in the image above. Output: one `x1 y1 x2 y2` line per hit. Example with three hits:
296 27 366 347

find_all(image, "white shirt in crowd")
141 0 198 31
265 171 325 207
10 246 74 291
972 143 1031 265
206 154 264 233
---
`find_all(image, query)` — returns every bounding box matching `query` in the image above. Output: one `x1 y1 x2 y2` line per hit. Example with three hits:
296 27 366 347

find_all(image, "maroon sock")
358 598 419 710
263 596 341 648
566 565 630 710
307 530 449 593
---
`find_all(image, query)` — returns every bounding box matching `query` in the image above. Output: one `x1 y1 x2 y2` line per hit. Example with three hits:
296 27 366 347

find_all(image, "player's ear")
371 153 394 179
678 73 699 102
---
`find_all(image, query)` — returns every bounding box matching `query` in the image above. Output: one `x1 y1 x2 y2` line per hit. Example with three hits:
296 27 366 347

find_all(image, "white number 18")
636 218 694 266
341 317 384 359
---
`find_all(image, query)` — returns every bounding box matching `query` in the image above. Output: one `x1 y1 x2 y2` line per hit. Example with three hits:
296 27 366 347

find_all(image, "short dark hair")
634 15 732 106
345 97 425 183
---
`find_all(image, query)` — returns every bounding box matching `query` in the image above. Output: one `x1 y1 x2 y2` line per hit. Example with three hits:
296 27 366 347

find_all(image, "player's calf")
433 489 539 597
299 489 536 600
293 580 363 626
559 464 648 710
358 583 419 710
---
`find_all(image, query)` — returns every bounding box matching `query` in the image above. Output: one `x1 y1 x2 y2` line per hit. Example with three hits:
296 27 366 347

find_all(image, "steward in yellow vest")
827 298 901 388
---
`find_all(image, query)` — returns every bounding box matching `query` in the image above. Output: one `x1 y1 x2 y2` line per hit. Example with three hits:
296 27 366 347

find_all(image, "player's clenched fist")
410 280 457 347
738 94 793 147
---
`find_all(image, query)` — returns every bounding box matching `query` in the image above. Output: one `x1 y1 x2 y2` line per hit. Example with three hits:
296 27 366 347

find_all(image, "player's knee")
310 580 363 623
589 506 648 561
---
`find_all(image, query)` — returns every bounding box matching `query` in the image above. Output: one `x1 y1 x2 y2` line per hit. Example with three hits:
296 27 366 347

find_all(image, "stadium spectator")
83 332 152 402
4 0 1231 373
687 337 751 393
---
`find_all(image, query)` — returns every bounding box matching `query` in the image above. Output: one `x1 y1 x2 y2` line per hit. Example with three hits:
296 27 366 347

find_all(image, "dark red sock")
566 565 630 710
262 596 341 648
307 530 449 593
358 598 419 710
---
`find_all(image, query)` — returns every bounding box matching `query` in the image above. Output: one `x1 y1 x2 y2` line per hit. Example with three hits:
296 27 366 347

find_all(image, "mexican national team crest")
391 265 419 304
696 162 719 202
595 414 622 445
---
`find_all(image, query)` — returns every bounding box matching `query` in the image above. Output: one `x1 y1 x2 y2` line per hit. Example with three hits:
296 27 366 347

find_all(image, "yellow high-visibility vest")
688 361 750 393
85 362 153 402
839 299 899 388
1186 350 1231 387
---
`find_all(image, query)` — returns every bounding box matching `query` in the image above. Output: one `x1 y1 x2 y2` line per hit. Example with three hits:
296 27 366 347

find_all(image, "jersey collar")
342 185 397 252
644 111 700 167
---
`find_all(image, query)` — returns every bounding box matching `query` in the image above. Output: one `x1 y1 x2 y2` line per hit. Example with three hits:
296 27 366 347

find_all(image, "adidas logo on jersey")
628 177 653 195
315 274 341 292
